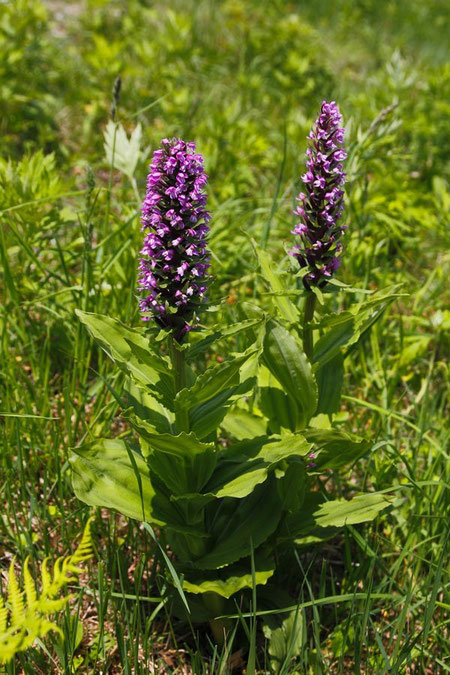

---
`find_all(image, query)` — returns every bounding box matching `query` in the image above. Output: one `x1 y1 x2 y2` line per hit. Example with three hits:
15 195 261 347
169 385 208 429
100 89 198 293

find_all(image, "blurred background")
1 0 449 292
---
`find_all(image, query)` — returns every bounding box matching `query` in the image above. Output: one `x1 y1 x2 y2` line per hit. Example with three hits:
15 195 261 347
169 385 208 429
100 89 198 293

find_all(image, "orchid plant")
70 103 398 640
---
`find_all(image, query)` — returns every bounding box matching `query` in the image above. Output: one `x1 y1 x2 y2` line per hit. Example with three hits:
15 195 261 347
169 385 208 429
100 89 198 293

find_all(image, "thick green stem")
303 292 316 361
170 337 189 433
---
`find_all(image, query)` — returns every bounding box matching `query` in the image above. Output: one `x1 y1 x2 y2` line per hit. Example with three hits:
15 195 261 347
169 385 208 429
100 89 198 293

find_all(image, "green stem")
303 292 316 361
170 336 189 433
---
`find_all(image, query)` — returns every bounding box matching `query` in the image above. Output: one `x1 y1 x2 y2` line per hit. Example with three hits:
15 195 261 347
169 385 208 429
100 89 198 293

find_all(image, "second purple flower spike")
290 101 347 289
138 138 211 342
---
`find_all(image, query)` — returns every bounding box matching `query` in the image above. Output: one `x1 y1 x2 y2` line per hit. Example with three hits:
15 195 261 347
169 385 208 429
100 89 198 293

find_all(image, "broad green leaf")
310 286 404 368
175 349 257 410
346 285 405 354
182 556 275 598
206 434 312 499
304 428 370 470
259 365 298 432
313 312 355 365
221 408 267 440
126 417 216 496
263 321 318 429
76 311 173 405
70 439 156 522
70 439 202 536
187 318 264 359
315 353 344 416
176 348 259 438
260 387 298 433
124 380 174 433
171 492 216 525
277 460 306 512
193 479 283 569
312 493 393 528
325 278 373 293
352 285 404 319
188 373 257 440
263 610 304 672
255 247 299 323
209 463 268 499
281 491 392 543
280 492 326 542
103 120 141 178
188 387 238 440
257 435 311 463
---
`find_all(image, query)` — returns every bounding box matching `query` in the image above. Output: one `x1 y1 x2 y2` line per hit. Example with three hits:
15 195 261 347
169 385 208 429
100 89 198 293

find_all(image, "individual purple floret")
289 101 347 289
137 138 211 341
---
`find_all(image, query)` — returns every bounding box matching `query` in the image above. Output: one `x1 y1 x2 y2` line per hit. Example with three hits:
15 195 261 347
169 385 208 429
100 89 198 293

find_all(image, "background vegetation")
0 0 448 671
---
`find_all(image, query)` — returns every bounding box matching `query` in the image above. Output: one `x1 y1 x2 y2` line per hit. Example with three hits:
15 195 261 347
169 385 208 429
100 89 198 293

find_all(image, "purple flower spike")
138 138 211 341
289 101 347 289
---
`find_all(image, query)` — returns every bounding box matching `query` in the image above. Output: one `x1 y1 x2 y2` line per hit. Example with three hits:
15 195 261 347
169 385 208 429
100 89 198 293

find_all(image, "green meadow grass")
0 0 449 671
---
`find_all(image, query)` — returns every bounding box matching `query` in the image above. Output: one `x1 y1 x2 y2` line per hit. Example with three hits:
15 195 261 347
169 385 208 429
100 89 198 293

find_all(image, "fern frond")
0 518 94 665
39 619 63 640
23 558 37 609
39 597 72 615
64 518 94 576
7 561 25 627
0 595 7 634
41 557 51 593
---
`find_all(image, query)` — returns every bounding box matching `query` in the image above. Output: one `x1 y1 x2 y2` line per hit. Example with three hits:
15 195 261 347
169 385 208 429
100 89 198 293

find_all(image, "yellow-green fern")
0 518 93 664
